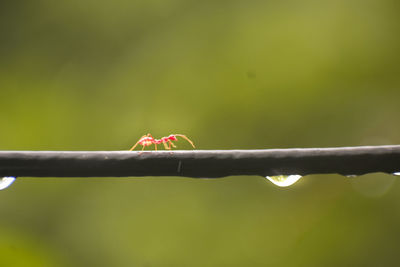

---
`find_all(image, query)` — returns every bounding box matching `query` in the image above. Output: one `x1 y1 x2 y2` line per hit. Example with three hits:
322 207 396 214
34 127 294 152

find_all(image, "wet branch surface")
0 145 399 178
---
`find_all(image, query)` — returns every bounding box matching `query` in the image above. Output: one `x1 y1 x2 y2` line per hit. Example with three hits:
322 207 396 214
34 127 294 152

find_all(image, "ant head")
168 135 177 141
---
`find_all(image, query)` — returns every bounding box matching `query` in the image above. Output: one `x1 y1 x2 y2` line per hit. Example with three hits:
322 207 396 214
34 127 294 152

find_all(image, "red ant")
129 134 195 152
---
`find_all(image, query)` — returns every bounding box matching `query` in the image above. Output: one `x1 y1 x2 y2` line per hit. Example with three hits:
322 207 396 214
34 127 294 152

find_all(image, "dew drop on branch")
265 175 302 187
0 177 16 190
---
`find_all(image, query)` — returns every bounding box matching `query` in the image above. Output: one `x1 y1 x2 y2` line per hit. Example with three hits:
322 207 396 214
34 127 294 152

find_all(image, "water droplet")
393 172 400 176
0 177 16 190
265 175 302 187
345 175 358 178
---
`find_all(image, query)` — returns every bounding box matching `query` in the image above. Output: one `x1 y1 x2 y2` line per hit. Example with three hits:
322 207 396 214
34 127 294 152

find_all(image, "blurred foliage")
1 0 400 266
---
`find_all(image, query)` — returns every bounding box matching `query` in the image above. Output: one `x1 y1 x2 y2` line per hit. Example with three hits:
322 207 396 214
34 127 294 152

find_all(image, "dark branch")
0 145 399 178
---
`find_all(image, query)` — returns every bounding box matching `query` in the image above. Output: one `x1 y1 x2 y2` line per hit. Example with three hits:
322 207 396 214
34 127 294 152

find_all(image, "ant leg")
168 140 176 149
167 140 175 154
163 142 170 150
129 141 140 151
129 135 147 151
137 145 146 155
174 134 195 148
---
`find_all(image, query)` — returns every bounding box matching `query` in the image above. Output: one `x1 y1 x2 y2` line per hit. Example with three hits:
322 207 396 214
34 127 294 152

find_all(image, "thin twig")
0 145 399 178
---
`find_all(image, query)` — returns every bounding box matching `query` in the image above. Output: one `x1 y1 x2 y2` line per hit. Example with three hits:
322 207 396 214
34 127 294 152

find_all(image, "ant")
129 134 195 152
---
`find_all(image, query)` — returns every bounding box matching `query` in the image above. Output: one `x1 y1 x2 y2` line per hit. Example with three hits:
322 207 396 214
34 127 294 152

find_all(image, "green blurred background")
1 0 400 266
